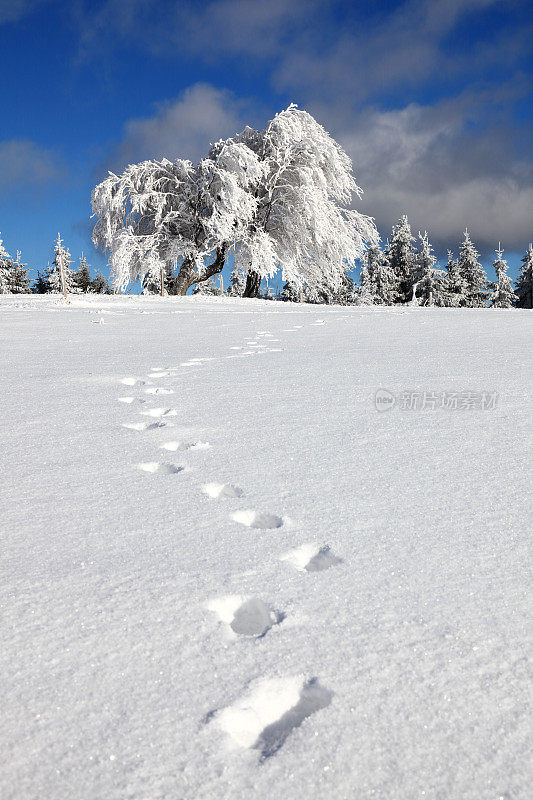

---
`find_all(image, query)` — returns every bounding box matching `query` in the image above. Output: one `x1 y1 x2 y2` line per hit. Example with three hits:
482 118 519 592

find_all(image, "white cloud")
105 83 256 171
335 90 533 249
0 139 63 193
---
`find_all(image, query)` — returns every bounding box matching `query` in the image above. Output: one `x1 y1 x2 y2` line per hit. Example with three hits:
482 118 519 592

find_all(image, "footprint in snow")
141 407 177 418
231 509 283 529
145 387 174 395
122 421 168 431
161 440 211 452
136 462 184 474
212 676 332 761
206 595 283 637
120 377 145 386
281 543 342 572
203 482 243 499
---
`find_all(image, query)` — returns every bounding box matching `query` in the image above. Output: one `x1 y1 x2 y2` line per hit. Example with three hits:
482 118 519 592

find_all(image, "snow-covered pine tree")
33 268 50 294
227 266 246 297
363 245 398 305
192 277 220 295
90 273 111 294
414 232 446 306
9 251 31 294
281 281 301 302
488 246 517 308
442 251 466 307
387 215 416 303
334 271 357 305
457 230 488 307
355 262 375 305
515 244 533 309
48 234 76 295
0 234 12 293
74 254 92 292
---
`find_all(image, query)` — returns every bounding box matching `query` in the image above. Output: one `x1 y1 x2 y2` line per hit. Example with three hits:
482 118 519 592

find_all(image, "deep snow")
1 294 531 800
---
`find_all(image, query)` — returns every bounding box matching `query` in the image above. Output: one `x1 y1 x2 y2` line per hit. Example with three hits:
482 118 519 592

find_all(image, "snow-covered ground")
1 294 531 800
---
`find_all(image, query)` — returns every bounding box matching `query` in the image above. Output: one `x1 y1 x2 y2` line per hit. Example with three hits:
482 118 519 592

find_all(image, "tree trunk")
243 269 261 298
59 251 67 300
174 247 227 296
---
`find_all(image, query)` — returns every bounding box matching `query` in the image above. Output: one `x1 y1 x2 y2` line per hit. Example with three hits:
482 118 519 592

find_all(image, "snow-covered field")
1 295 531 800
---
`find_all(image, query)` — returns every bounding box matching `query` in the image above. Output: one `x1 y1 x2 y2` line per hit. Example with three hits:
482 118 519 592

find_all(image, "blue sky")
1 0 533 288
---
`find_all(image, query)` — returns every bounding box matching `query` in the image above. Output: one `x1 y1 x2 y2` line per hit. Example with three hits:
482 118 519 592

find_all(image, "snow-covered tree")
92 105 378 298
355 262 375 305
227 266 246 297
387 215 416 303
192 277 220 295
515 244 533 309
92 141 261 295
281 280 301 302
48 234 76 295
33 269 50 294
9 251 31 294
414 232 446 306
141 253 165 295
457 230 488 307
74 254 92 293
90 273 111 294
488 246 517 308
232 106 378 297
362 245 398 305
0 234 12 293
442 251 467 307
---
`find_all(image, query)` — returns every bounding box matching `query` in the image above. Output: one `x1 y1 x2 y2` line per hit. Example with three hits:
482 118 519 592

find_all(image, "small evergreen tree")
457 230 488 307
442 251 467 307
48 234 76 295
363 245 398 305
9 251 31 294
357 260 375 305
91 272 111 294
334 271 356 305
281 281 301 302
192 277 220 295
488 246 517 308
414 232 446 306
227 266 246 297
355 264 375 305
0 234 12 293
74 254 92 292
515 244 533 309
387 215 416 303
33 268 50 294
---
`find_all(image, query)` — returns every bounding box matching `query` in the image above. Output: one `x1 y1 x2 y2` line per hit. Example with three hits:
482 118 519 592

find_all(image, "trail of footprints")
117 318 339 760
